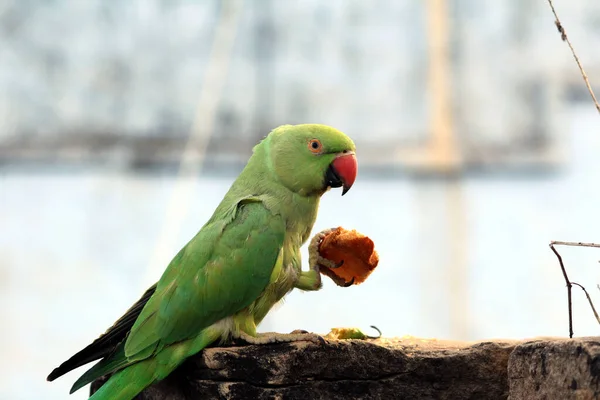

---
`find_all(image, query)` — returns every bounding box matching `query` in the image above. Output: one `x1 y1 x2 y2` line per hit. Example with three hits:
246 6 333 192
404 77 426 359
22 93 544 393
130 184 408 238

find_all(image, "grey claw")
342 277 355 287
293 332 326 345
331 259 344 269
328 273 354 287
290 329 309 334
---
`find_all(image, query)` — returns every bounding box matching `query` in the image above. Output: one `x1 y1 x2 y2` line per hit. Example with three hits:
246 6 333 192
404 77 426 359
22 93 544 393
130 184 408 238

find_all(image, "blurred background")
2 0 600 398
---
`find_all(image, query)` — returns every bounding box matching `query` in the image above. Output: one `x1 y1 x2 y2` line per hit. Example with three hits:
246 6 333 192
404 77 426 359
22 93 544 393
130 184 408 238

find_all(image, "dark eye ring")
308 139 322 153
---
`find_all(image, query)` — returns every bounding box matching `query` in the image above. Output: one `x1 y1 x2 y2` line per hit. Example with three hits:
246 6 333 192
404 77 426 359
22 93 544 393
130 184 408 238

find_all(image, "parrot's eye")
308 139 323 153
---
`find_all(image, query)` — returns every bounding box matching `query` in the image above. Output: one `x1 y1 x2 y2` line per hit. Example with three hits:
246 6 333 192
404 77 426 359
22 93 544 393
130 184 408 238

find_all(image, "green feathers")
48 124 357 400
264 124 356 196
73 200 286 393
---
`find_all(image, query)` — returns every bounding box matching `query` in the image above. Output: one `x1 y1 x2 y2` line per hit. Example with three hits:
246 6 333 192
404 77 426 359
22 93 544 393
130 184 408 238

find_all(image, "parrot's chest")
266 236 302 297
249 244 299 325
274 251 300 294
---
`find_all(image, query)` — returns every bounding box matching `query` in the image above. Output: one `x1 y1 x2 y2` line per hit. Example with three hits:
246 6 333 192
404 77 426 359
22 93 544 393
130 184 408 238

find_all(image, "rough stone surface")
91 337 517 400
508 337 600 400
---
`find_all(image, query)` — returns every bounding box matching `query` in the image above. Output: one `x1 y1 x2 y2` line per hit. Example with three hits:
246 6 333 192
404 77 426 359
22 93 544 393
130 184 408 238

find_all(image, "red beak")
329 152 357 195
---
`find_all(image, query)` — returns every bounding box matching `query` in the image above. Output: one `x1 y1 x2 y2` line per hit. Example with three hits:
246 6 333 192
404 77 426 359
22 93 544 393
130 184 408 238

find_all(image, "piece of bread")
315 227 379 286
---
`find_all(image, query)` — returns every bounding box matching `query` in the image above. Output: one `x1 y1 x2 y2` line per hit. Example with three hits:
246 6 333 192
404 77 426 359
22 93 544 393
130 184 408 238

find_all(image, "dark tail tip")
47 368 61 382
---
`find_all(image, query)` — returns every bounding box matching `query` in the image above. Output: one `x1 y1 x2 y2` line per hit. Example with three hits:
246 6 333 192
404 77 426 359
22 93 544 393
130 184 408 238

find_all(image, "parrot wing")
125 198 286 357
68 198 286 390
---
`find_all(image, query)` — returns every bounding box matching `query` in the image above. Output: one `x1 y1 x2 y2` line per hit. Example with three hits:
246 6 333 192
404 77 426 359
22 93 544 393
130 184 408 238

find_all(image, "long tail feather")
70 343 130 394
88 361 154 400
79 328 222 400
47 284 157 382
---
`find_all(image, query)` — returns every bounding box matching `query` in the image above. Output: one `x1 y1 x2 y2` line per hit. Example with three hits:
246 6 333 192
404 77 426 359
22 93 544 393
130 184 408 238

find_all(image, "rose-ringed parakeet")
47 124 358 400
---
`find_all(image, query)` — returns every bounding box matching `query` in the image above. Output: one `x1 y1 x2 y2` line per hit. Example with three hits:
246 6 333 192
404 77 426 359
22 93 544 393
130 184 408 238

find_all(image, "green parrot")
47 124 358 400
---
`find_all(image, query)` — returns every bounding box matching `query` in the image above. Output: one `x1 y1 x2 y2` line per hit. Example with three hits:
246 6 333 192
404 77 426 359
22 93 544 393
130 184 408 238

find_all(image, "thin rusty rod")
550 243 573 338
572 282 600 325
546 0 600 115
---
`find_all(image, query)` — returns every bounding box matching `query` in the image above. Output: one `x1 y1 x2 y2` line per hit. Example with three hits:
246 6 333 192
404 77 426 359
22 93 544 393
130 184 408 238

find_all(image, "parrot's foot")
308 228 345 271
236 331 325 345
300 228 350 289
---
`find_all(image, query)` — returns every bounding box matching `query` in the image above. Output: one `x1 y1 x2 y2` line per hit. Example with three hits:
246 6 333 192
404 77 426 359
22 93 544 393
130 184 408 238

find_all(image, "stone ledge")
91 336 600 399
508 337 600 400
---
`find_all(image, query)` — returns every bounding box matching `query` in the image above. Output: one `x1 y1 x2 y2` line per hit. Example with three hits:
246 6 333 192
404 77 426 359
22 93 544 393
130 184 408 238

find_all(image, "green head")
262 124 357 197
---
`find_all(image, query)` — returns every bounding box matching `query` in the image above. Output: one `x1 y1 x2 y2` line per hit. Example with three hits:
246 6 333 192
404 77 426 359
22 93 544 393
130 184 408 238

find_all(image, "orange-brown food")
318 227 379 285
